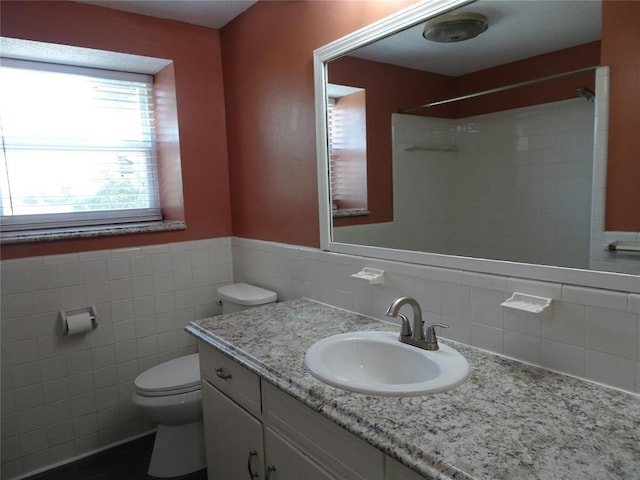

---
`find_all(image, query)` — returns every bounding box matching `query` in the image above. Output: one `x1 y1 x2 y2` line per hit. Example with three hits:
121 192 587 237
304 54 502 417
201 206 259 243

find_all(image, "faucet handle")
425 323 449 350
397 313 412 337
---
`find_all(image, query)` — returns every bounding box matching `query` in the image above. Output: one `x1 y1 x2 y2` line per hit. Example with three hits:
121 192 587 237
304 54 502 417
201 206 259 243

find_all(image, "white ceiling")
351 0 602 76
72 1 601 76
75 0 258 29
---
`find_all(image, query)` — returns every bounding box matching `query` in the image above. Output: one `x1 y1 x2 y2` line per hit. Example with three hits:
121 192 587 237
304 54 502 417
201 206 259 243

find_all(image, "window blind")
0 58 161 231
327 97 367 210
328 98 349 205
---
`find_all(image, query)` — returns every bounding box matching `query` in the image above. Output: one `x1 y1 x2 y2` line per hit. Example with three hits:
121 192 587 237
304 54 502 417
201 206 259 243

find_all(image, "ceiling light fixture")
423 12 489 43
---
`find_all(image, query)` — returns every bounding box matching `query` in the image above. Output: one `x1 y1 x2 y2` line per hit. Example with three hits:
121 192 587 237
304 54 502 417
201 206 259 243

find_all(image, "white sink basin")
304 331 469 396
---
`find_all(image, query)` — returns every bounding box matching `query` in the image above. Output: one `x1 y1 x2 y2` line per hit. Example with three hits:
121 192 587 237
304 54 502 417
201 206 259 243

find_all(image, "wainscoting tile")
507 278 562 300
542 301 586 347
562 285 628 312
469 322 503 354
585 349 637 392
586 307 638 360
503 331 541 366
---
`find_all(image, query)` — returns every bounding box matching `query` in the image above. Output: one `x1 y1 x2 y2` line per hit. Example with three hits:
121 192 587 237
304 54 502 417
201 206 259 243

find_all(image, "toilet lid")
134 353 201 397
218 283 277 306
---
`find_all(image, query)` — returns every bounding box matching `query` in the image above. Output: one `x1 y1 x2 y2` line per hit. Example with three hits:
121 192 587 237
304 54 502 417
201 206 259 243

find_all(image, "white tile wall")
232 237 640 397
1 238 232 480
3 235 638 479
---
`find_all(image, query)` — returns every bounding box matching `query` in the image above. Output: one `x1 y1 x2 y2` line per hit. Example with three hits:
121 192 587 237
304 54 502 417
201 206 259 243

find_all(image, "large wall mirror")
315 0 640 292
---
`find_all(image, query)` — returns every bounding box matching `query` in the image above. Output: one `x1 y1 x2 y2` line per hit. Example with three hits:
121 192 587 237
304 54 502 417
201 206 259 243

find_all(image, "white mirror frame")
314 0 640 293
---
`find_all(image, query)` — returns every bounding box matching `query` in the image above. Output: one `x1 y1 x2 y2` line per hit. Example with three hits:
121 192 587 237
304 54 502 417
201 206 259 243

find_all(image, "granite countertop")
186 298 640 480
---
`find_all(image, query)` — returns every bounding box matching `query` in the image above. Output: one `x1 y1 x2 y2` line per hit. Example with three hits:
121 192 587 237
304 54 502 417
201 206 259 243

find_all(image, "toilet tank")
217 283 277 314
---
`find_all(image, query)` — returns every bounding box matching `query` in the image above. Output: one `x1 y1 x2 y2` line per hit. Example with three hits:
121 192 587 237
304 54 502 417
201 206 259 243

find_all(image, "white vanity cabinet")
202 378 338 480
262 382 383 480
264 427 338 480
198 341 421 480
201 381 265 479
385 458 429 480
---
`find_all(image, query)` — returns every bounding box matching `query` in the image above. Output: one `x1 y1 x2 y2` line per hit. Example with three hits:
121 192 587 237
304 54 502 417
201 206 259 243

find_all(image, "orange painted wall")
602 0 640 231
0 1 232 259
4 0 634 259
453 42 600 118
328 42 599 123
222 0 636 242
220 0 420 246
154 63 184 222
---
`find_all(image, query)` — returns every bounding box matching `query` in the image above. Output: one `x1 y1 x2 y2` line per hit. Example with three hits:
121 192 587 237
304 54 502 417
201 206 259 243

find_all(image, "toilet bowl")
132 353 205 478
133 283 276 478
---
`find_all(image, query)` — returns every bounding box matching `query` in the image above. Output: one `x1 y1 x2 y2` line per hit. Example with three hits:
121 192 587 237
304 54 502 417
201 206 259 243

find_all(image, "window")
0 59 161 232
327 86 368 215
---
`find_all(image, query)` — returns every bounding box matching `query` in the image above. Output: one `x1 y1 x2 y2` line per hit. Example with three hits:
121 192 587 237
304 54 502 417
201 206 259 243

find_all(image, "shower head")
577 87 595 103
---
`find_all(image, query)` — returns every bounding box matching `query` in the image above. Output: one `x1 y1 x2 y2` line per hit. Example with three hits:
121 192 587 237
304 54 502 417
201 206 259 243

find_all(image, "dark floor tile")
25 434 207 480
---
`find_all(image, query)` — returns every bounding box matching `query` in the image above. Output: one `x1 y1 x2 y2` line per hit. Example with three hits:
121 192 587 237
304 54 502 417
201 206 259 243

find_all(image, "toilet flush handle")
215 368 232 380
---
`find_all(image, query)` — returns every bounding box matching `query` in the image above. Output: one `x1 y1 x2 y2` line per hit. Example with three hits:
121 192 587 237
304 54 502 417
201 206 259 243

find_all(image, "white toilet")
217 282 277 314
132 283 277 478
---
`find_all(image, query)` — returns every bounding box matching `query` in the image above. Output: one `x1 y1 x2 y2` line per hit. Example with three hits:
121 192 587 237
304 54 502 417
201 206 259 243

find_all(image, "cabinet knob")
216 367 232 380
247 450 259 479
266 466 276 480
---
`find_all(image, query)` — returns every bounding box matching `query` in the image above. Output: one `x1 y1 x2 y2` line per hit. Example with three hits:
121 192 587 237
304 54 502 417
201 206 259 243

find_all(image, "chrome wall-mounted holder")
60 305 98 335
607 241 640 254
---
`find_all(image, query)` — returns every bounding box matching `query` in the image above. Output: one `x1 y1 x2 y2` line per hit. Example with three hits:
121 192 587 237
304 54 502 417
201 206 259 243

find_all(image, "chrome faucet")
385 296 424 342
385 296 448 350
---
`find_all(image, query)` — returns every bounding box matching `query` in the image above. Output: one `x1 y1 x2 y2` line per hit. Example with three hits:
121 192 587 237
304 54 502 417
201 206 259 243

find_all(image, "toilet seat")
134 353 201 397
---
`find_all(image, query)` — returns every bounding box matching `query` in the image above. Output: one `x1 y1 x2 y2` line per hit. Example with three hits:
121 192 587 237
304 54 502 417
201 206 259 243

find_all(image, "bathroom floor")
25 434 207 480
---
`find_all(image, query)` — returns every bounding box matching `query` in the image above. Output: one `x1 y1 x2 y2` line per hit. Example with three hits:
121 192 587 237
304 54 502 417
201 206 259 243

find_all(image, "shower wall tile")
1 238 232 480
337 99 597 270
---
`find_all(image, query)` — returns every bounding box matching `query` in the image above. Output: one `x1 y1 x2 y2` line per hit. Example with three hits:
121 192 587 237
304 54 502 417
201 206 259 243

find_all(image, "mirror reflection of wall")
336 90 596 269
325 0 640 275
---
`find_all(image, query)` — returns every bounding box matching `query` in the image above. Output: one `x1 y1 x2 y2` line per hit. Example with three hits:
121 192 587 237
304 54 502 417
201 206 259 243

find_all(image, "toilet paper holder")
60 305 98 335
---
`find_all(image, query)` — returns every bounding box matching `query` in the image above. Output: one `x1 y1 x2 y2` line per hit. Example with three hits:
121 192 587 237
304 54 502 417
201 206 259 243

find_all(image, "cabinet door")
264 427 338 480
384 457 425 480
202 381 264 480
263 382 384 480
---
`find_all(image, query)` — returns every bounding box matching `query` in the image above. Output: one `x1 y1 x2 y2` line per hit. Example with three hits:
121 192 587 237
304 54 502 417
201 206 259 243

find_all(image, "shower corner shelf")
404 144 457 152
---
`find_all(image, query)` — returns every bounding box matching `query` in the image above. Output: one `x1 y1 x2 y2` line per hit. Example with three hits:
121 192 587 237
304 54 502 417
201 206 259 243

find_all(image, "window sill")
0 221 187 245
332 208 370 218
